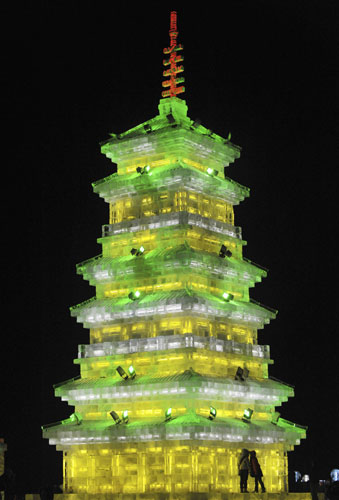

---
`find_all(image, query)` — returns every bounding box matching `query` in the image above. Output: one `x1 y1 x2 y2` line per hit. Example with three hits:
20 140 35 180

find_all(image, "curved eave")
92 164 248 206
101 126 240 172
100 100 240 157
77 245 266 287
43 414 305 448
55 369 292 407
70 289 276 329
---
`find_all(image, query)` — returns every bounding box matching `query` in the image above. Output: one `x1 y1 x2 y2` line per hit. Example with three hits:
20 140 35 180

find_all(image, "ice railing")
78 334 270 361
101 212 242 240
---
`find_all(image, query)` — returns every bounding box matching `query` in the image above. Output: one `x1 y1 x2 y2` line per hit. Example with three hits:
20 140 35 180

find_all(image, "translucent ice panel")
100 222 244 261
94 164 248 208
101 211 241 240
55 370 292 407
78 334 270 360
44 413 305 450
89 316 257 344
101 125 241 176
60 443 289 495
76 348 269 381
70 290 275 330
108 189 235 225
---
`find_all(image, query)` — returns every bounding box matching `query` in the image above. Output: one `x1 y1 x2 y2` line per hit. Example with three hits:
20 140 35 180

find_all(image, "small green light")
165 407 172 421
209 406 217 420
207 167 218 176
122 410 129 423
128 290 141 301
222 292 234 301
136 165 151 175
128 365 136 379
130 246 144 257
243 408 253 421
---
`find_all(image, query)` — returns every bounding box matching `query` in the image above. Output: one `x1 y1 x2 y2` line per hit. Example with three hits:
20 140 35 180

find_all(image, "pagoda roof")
70 288 276 329
43 412 305 449
92 163 249 206
77 243 266 287
100 98 241 171
55 369 293 408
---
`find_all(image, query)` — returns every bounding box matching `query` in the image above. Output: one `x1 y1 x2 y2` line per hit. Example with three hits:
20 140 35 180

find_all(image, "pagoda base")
46 494 318 500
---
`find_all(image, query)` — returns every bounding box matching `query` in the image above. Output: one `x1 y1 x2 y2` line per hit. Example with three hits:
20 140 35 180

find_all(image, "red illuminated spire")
162 11 185 98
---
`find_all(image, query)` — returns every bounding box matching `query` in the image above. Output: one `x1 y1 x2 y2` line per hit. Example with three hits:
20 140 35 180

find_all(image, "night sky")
2 1 338 493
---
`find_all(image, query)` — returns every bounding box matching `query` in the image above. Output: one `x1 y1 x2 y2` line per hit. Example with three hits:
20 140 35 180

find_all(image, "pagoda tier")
76 243 266 289
43 97 306 497
77 334 271 361
56 361 289 397
70 291 275 331
100 98 241 176
92 163 248 209
46 414 304 450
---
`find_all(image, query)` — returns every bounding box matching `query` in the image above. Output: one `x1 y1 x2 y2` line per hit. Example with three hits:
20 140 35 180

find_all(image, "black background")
1 0 338 493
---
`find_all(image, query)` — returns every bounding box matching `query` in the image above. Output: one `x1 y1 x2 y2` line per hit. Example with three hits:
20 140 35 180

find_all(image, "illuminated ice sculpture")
43 11 306 498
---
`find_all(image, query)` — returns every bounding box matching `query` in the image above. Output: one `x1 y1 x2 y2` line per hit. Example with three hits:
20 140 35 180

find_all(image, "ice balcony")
101 212 242 240
77 334 270 361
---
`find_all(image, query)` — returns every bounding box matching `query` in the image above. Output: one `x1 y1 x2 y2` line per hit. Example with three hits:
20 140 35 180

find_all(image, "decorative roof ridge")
54 370 293 393
93 161 246 186
76 246 268 284
70 288 276 318
100 116 241 152
43 414 307 436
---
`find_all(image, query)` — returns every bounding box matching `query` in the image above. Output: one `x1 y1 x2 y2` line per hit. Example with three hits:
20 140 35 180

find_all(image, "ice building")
43 11 306 498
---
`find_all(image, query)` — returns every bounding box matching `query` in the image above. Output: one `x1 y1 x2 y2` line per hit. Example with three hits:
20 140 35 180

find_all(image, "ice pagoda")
43 11 306 498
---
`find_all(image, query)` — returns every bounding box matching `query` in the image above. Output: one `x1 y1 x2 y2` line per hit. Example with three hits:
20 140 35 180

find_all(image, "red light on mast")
162 11 185 98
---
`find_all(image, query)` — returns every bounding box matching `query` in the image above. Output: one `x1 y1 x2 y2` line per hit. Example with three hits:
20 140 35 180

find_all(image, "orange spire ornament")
162 11 185 98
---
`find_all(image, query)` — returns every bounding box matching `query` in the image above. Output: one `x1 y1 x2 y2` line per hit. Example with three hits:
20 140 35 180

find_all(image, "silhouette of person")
249 450 266 493
238 448 250 493
0 467 16 500
309 458 319 500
